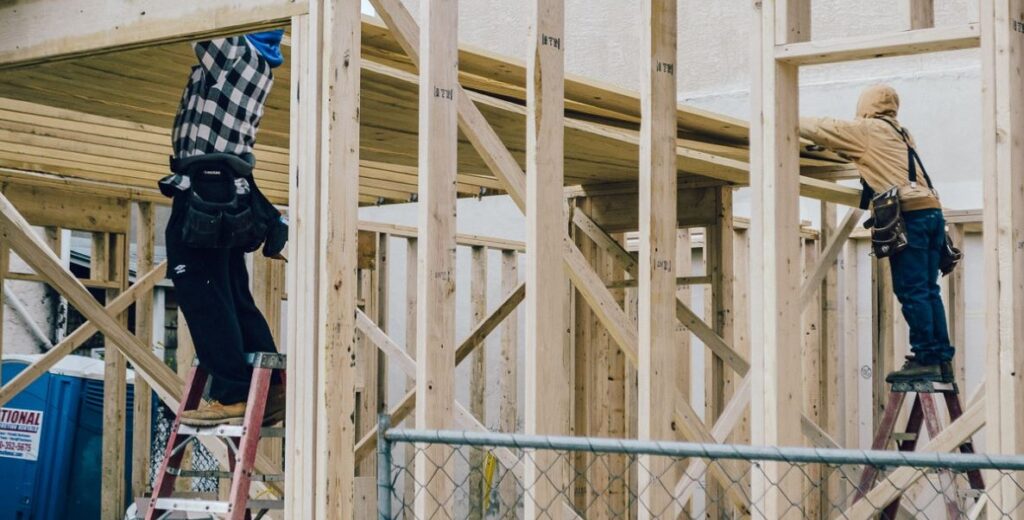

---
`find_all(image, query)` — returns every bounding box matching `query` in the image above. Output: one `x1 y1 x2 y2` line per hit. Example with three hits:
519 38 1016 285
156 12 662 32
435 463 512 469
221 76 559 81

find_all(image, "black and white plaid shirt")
171 37 274 159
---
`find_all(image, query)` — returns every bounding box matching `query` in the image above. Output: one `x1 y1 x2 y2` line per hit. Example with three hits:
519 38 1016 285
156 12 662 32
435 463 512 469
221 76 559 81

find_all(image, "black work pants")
166 194 280 404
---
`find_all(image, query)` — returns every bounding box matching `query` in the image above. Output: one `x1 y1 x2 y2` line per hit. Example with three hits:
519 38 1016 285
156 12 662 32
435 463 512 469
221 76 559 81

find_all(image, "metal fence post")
378 413 393 520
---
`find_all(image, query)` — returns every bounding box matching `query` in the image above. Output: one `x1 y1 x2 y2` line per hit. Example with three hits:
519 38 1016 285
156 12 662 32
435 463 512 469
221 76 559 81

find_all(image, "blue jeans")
888 208 955 364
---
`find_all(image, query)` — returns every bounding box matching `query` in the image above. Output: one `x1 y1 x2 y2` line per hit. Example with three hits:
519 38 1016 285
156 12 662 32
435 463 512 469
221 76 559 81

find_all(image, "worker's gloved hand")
262 215 288 258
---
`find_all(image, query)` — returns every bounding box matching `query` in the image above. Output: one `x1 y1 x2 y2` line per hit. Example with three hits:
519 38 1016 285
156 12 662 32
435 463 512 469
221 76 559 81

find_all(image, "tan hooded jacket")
799 84 941 212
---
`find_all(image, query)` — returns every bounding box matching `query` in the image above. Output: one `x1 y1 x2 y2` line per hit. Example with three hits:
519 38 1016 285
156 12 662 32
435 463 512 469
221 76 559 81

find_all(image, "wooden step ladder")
854 379 984 518
143 353 285 520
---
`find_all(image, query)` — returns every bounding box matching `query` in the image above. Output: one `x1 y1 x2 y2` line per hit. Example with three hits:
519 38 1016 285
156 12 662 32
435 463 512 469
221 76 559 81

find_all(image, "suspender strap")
878 118 934 189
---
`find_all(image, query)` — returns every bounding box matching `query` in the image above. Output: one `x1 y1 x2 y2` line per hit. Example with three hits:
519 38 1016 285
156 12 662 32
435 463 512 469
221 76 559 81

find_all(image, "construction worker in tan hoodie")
800 84 954 384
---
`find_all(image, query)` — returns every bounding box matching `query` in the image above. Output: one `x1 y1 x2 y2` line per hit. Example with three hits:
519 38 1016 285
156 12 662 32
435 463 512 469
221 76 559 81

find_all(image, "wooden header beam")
776 23 980 66
0 0 307 69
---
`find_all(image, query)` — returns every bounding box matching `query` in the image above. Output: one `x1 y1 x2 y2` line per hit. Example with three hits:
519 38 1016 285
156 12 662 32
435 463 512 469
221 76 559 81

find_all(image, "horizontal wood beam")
775 23 980 66
0 0 307 69
606 275 711 289
358 220 526 252
4 270 123 290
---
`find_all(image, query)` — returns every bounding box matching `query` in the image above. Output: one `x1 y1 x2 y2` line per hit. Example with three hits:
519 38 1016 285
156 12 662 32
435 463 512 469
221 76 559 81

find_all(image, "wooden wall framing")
0 0 1013 517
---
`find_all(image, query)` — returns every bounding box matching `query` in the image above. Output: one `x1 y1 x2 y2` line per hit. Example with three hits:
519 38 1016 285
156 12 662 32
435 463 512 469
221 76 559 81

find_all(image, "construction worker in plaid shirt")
160 31 287 426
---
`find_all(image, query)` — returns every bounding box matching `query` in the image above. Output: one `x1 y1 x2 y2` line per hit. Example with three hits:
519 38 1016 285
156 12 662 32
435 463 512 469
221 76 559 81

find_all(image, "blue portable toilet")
0 354 136 520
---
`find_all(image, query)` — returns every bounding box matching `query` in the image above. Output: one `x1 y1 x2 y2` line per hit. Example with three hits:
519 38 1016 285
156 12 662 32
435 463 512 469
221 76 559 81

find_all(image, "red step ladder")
144 353 285 520
854 379 984 518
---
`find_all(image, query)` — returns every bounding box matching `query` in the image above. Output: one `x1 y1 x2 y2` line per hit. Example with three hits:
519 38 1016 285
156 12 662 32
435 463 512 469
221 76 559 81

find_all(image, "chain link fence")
150 397 221 493
378 420 1024 519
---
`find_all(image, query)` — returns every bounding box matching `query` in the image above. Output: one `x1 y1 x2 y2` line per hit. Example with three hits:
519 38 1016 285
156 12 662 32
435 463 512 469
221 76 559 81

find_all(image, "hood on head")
856 84 900 119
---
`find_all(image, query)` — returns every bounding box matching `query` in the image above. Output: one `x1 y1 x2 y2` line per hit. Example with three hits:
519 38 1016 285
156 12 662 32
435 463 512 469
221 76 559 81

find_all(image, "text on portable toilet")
0 406 43 461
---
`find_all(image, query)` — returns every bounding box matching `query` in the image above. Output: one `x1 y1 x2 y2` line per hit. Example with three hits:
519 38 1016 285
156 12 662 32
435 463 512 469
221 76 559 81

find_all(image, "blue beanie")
246 30 286 68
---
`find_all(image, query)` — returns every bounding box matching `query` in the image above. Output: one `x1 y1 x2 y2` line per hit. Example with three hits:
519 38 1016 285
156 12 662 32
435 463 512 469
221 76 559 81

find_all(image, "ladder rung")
246 352 286 369
890 381 957 394
892 432 917 442
153 497 231 514
959 489 983 499
152 497 285 514
178 424 285 438
169 468 285 482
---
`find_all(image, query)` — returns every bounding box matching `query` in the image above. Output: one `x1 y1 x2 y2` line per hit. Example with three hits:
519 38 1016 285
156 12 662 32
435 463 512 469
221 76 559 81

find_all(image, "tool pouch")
167 154 268 251
865 186 908 258
939 233 963 276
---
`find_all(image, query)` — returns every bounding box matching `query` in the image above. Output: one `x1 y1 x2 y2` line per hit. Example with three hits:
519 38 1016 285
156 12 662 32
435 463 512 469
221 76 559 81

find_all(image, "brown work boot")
939 361 955 384
885 358 942 384
897 355 955 384
262 384 286 426
180 400 246 427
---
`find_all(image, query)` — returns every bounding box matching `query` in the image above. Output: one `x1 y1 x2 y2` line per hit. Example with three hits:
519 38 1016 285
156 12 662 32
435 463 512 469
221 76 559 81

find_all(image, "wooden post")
415 0 459 515
946 223 966 390
524 0 570 516
676 227 694 520
623 254 639 520
819 203 842 509
800 236 822 518
637 0 678 516
284 13 317 518
872 258 895 434
498 249 518 512
730 227 751 447
99 233 127 520
571 199 594 512
316 0 361 516
676 229 693 409
705 189 734 518
283 0 362 517
751 0 807 516
405 237 418 401
132 202 155 499
981 0 1024 515
402 237 417 508
469 246 487 520
908 0 935 29
356 266 379 478
375 233 389 425
842 241 860 450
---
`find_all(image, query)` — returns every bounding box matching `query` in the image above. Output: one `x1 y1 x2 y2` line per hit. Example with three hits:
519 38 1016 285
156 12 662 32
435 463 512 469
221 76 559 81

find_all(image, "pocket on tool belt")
182 203 224 248
866 186 908 258
224 206 267 252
